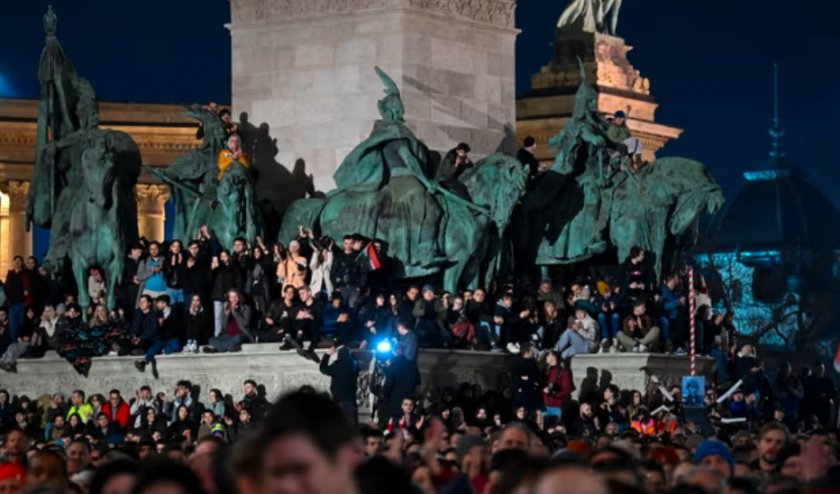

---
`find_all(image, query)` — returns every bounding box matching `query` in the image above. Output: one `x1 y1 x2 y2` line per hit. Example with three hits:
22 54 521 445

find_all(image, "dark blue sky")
2 0 839 196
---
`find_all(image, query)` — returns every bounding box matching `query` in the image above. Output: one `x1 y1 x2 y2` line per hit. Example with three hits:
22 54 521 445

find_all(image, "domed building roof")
706 158 840 254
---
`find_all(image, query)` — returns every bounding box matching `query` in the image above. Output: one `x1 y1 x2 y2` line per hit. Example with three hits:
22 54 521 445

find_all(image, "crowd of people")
0 356 837 494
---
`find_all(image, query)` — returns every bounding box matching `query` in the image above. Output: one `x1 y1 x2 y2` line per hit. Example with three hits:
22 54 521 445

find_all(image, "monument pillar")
136 185 169 242
517 31 682 163
228 0 518 191
0 182 33 274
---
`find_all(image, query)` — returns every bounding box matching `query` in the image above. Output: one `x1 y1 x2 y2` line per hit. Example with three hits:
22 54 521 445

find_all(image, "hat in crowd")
455 434 485 463
421 284 435 295
565 439 592 458
614 110 627 119
0 463 24 486
694 439 735 472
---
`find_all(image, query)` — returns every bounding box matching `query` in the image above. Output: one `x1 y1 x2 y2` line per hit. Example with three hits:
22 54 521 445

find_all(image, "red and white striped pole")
688 266 696 376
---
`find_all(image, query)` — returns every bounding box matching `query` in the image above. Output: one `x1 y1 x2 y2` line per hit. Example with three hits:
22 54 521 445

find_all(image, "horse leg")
72 258 91 317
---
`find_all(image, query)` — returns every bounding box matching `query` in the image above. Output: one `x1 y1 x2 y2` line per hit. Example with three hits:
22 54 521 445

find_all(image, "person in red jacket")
542 350 572 422
100 389 131 430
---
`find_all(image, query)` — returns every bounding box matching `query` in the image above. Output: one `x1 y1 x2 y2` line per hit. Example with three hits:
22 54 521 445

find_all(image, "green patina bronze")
27 6 142 309
281 67 528 291
558 0 623 36
149 106 263 248
518 61 724 278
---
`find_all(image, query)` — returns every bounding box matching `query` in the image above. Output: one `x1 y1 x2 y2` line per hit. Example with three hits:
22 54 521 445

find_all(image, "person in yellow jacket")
66 389 95 424
217 134 250 180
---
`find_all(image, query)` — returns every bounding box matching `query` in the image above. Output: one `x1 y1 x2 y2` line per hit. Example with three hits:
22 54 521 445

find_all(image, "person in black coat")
183 240 211 303
517 136 541 184
121 246 144 315
382 343 421 427
210 250 244 337
509 344 540 413
184 294 210 351
319 341 359 424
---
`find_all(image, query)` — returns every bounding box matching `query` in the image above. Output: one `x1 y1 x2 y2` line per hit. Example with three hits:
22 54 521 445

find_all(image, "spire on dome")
768 63 785 163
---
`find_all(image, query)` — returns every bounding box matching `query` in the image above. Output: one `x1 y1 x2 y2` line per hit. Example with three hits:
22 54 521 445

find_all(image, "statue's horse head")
80 133 116 210
461 154 529 233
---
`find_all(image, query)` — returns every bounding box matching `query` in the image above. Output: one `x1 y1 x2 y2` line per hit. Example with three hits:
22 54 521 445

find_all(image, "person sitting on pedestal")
617 299 661 353
134 295 183 378
128 295 159 356
436 142 474 199
203 289 253 353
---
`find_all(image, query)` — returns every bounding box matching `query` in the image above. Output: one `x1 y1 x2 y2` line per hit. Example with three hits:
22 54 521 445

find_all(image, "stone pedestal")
229 0 518 191
517 31 682 163
135 184 169 242
570 353 714 400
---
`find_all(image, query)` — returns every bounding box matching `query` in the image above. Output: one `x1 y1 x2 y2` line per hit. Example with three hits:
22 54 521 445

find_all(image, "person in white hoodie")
553 308 598 359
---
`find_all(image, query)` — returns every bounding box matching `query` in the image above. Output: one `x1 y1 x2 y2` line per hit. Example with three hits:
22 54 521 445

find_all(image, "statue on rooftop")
27 6 142 311
281 67 529 291
558 0 623 36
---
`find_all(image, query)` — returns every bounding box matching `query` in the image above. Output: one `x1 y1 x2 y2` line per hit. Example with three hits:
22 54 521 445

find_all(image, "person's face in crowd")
138 443 155 459
67 442 90 467
515 407 527 421
498 427 529 452
476 408 487 421
69 415 80 428
341 238 353 253
473 289 485 303
244 382 257 397
401 399 414 415
170 241 182 254
780 452 802 480
634 250 645 263
190 295 202 311
54 416 65 428
71 392 84 406
502 296 513 309
138 297 151 313
219 251 231 265
97 415 109 429
452 296 464 311
283 287 296 302
27 452 66 490
90 448 104 467
176 384 189 399
299 287 312 303
155 300 167 312
288 241 300 255
220 111 231 124
188 243 199 258
229 135 241 153
700 454 732 479
632 391 642 406
633 304 646 317
2 430 25 458
239 410 251 424
580 403 593 418
773 409 786 422
148 243 160 258
177 406 189 421
758 429 787 467
603 387 615 403
422 290 434 302
95 305 108 321
261 433 360 494
0 473 23 494
209 391 220 403
100 472 135 494
66 307 80 319
234 239 246 254
374 294 385 307
228 291 240 306
732 390 744 403
11 257 22 271
411 465 435 494
202 412 215 425
539 281 552 294
643 467 665 494
406 287 419 301
364 435 382 456
24 257 36 270
613 116 626 126
130 247 143 261
575 309 588 321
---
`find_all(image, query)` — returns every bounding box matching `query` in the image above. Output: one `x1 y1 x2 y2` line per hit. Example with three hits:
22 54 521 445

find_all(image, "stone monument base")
2 345 514 416
570 353 715 399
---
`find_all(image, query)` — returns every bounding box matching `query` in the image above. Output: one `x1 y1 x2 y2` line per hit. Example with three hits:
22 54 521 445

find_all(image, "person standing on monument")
136 242 167 305
517 136 542 183
606 110 643 170
5 256 29 342
436 142 474 198
331 235 363 309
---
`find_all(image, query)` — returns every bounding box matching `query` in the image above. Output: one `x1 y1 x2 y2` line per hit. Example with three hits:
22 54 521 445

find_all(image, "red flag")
366 243 381 271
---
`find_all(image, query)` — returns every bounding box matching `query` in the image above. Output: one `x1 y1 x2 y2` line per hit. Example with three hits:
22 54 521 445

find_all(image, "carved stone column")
0 182 33 269
135 185 169 242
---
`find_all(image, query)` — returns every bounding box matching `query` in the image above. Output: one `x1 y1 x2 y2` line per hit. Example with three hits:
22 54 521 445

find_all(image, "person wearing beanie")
0 462 25 493
694 439 734 479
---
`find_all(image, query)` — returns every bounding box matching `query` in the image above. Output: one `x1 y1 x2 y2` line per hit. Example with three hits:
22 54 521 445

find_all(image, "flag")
834 342 840 374
365 243 381 271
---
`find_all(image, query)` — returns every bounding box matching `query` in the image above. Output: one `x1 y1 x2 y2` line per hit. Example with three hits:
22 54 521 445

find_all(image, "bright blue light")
0 73 13 97
375 339 392 354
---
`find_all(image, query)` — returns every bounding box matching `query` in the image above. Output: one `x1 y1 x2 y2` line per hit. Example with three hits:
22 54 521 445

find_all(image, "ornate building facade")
0 98 199 274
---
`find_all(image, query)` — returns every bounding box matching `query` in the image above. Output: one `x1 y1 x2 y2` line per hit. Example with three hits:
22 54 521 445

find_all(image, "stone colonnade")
0 181 169 279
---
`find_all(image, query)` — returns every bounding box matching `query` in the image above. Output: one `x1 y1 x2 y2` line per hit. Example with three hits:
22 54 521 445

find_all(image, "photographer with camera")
276 230 309 290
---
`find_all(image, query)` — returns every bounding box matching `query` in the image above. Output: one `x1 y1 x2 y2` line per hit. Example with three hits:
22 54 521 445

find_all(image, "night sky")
2 0 839 198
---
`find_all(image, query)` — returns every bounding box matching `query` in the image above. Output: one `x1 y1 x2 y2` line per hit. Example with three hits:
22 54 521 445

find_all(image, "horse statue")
27 6 142 310
67 132 141 309
281 153 528 292
517 60 724 279
149 106 263 245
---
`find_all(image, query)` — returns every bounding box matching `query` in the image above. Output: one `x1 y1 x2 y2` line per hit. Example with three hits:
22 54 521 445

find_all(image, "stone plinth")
2 346 514 410
228 0 518 191
570 353 715 400
517 31 682 163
